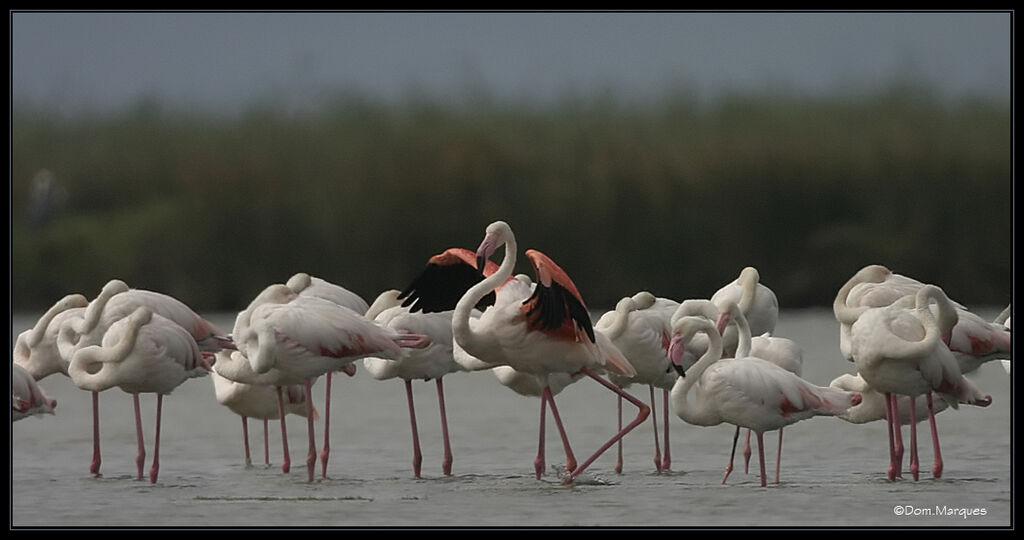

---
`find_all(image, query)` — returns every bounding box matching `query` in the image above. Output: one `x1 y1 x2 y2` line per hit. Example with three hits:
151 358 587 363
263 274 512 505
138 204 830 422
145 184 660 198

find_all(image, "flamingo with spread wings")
452 220 649 484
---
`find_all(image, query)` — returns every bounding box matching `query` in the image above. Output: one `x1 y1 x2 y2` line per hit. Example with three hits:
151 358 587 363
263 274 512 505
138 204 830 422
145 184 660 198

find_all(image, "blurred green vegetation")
11 84 1011 314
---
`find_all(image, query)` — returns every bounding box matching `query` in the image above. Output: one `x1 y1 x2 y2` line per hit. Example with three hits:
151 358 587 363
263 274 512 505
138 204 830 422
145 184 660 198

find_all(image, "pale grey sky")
10 11 1012 114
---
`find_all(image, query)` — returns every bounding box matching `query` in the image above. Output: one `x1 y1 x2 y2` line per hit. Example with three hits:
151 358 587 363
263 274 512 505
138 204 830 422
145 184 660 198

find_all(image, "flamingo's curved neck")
671 320 724 426
833 272 874 325
27 299 73 348
598 297 635 341
726 305 753 359
69 314 147 389
453 229 517 358
737 269 758 314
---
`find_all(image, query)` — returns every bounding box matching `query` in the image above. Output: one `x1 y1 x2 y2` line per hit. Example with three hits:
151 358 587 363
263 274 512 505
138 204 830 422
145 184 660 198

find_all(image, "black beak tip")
476 254 487 277
672 364 686 377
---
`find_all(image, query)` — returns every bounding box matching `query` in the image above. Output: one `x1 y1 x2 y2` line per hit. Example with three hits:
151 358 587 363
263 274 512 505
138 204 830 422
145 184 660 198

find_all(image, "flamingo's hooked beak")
668 335 686 377
475 231 499 278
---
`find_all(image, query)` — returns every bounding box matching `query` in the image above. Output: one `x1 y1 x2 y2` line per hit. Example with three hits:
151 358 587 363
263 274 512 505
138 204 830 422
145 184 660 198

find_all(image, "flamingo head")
475 220 512 276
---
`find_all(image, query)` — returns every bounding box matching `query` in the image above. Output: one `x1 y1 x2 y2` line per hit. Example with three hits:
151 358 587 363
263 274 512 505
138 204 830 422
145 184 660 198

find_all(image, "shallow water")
11 309 1012 528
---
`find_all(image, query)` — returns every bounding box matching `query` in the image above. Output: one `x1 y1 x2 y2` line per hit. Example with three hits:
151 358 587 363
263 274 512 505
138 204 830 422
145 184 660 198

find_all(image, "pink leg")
661 388 671 471
263 419 270 466
743 429 752 474
242 417 252 467
319 372 332 479
405 380 422 478
891 393 904 478
90 391 102 476
723 425 740 484
649 385 662 473
885 392 897 481
615 392 623 474
565 368 650 484
927 393 943 478
304 379 316 482
133 394 146 481
534 391 547 479
436 378 453 476
908 396 919 481
149 394 162 484
756 431 767 487
544 387 577 472
775 428 783 484
276 386 291 474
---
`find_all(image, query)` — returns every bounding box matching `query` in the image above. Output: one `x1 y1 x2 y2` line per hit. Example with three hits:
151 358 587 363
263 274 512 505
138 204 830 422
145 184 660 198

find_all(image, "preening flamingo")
849 284 992 481
361 246 501 478
710 266 779 357
67 307 209 483
668 315 860 487
452 220 650 484
596 291 679 473
12 363 56 421
211 361 315 468
285 272 369 478
221 284 430 482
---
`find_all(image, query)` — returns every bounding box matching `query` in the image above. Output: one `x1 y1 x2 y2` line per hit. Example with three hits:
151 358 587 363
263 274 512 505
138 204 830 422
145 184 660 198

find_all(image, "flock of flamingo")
12 220 1012 487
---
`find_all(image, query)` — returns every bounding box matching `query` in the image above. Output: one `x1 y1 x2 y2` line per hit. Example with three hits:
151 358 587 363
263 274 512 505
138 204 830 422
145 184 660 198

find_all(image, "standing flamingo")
210 359 315 468
667 315 861 487
596 291 679 473
452 220 650 484
362 248 500 478
712 299 803 484
67 307 209 483
221 285 430 482
12 363 57 421
285 272 368 479
850 284 992 481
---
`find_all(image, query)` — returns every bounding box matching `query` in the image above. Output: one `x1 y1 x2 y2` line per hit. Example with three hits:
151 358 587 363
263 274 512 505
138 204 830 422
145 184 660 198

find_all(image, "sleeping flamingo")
52 280 231 477
452 220 650 484
12 362 57 421
67 306 209 483
361 247 500 478
219 284 430 482
285 272 368 478
596 291 678 473
668 315 861 487
210 360 315 468
849 284 992 481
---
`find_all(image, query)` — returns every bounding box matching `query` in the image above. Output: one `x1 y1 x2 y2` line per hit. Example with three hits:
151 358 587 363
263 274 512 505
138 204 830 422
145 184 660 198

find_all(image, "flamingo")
595 291 679 473
13 293 89 381
67 307 209 483
220 284 430 482
12 363 57 421
285 272 368 478
452 220 650 484
53 279 233 477
829 373 951 425
362 248 500 478
710 266 779 357
667 315 861 487
849 284 992 481
210 359 315 468
711 299 803 484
